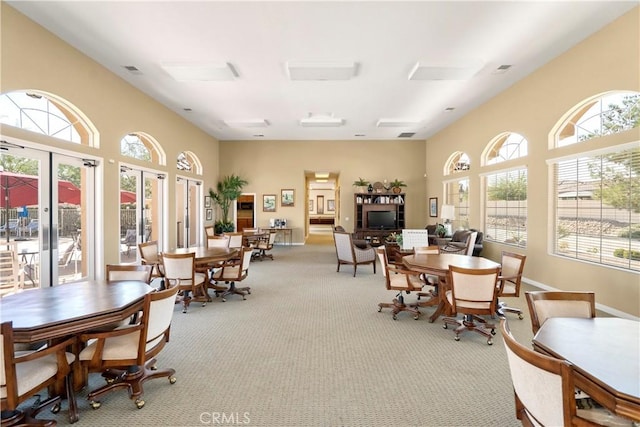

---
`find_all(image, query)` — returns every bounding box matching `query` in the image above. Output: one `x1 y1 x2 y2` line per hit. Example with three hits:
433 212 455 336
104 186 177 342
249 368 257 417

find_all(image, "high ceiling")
8 1 636 142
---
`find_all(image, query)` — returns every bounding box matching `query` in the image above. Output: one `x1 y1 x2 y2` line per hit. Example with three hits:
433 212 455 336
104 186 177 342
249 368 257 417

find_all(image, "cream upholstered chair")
106 264 153 284
211 246 253 301
78 284 179 410
499 318 633 427
375 247 422 320
496 252 527 319
255 230 277 261
207 235 230 249
525 291 596 335
204 225 215 238
161 252 208 313
138 240 164 279
1 321 78 425
333 230 376 277
225 232 244 250
413 245 440 306
442 265 500 345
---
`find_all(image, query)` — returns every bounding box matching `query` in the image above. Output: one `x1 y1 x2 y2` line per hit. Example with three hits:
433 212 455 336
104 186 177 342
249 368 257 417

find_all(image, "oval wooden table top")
402 253 500 275
164 246 238 263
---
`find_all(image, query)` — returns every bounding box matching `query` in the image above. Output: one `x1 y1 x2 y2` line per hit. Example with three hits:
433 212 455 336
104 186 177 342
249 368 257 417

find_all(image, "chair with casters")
525 291 596 335
333 230 376 277
138 240 164 279
211 246 253 302
1 321 78 425
161 252 208 313
375 247 422 320
496 251 527 319
255 230 277 261
98 264 154 329
439 230 477 256
499 318 634 427
442 265 500 345
225 232 244 250
206 235 230 249
413 246 440 306
78 284 180 410
204 225 215 238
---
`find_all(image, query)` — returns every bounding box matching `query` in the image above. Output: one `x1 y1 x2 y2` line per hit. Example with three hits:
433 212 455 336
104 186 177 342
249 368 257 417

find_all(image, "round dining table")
402 253 501 322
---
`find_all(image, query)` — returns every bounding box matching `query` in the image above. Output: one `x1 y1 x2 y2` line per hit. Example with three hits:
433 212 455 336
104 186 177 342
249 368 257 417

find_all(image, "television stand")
353 229 401 245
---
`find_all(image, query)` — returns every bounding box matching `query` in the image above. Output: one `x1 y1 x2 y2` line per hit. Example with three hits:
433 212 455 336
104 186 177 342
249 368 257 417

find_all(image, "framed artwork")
206 208 213 221
204 195 212 208
317 195 324 214
429 197 438 217
263 194 276 212
281 189 295 207
327 199 335 212
308 199 314 212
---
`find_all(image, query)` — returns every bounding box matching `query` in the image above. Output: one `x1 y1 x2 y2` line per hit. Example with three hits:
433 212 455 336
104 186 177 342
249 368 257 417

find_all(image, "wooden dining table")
533 317 640 421
402 253 501 322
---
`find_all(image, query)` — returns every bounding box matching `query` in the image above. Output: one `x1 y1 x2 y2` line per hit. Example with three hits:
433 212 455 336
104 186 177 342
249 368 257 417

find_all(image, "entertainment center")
353 193 405 244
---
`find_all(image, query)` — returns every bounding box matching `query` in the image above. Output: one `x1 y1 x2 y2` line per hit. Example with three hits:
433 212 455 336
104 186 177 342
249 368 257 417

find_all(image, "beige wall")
218 139 426 243
424 8 640 317
1 4 220 259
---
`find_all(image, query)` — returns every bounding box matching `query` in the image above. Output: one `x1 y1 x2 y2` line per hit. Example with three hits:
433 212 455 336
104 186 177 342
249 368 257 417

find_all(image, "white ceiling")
8 1 637 142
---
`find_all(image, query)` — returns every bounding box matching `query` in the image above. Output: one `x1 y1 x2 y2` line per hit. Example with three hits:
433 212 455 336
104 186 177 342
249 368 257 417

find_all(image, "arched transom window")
177 151 202 175
120 132 165 165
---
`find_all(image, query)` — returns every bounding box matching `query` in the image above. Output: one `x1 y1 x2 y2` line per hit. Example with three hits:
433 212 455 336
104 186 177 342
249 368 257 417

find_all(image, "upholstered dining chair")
413 246 440 304
161 252 208 313
255 230 277 261
375 247 422 320
138 240 164 279
225 232 244 250
333 231 376 277
204 225 215 238
439 230 477 256
78 284 179 410
207 235 230 249
1 321 78 425
106 264 153 284
499 318 632 427
525 291 596 335
211 246 253 302
442 265 500 345
496 251 527 319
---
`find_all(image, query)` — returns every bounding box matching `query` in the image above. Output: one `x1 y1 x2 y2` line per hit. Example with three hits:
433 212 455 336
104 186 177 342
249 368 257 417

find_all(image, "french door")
176 177 202 248
119 165 165 263
0 141 95 287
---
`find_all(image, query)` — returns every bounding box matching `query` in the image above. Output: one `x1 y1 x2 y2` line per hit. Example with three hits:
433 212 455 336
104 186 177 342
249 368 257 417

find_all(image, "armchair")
1 321 78 425
161 252 208 313
255 230 277 261
525 291 596 335
211 246 253 301
78 284 179 409
138 240 164 279
496 252 527 319
438 230 477 256
375 247 422 320
442 265 500 345
332 231 376 277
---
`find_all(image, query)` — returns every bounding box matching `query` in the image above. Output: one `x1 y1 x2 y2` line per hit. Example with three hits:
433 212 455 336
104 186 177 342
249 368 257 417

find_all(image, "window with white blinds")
551 145 639 271
484 168 527 247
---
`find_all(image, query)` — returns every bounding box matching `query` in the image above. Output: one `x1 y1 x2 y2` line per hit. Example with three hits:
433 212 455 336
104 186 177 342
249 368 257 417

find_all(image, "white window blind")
484 168 527 247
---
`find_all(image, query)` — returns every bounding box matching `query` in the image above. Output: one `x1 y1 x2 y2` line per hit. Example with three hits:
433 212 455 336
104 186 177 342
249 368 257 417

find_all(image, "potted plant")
389 179 406 194
209 174 248 234
353 177 369 193
435 224 447 238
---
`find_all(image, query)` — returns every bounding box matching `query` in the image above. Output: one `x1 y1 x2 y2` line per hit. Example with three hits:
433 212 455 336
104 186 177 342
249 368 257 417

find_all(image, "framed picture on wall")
204 195 212 208
317 195 324 214
309 199 314 212
281 189 295 207
429 197 438 217
263 194 276 212
327 199 335 212
206 208 213 221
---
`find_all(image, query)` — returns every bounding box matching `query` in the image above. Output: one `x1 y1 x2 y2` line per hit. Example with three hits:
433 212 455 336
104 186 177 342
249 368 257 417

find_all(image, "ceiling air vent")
123 65 142 75
398 132 415 138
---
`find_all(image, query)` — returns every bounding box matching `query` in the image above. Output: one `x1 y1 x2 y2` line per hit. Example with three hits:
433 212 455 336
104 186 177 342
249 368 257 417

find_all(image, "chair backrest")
450 229 471 243
333 231 355 262
138 240 161 264
375 247 388 278
413 245 439 255
464 231 478 256
58 242 75 267
106 264 153 284
204 225 215 238
402 229 430 250
226 232 244 249
499 318 575 427
161 252 196 283
525 291 596 335
498 251 526 297
142 284 180 361
267 231 277 245
0 248 22 297
448 265 500 314
207 235 230 248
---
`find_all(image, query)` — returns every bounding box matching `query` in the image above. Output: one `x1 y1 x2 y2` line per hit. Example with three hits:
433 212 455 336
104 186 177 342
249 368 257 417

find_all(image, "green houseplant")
353 177 369 193
209 174 248 234
389 179 406 193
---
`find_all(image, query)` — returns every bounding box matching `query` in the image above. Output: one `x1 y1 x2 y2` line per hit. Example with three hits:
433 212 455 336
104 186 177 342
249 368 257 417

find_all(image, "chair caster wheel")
443 324 448 329
247 291 251 294
491 329 496 335
392 314 397 320
378 307 382 312
51 403 61 414
135 399 145 409
242 297 246 300
487 339 493 345
222 298 226 302
454 336 460 341
150 364 157 370
518 313 524 320
90 401 101 409
169 376 177 384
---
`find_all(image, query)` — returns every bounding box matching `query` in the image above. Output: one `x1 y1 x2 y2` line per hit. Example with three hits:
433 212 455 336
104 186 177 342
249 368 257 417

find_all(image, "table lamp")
441 204 455 237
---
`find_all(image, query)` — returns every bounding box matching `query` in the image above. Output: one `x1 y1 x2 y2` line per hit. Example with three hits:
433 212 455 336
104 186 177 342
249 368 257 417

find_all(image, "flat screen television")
367 210 396 230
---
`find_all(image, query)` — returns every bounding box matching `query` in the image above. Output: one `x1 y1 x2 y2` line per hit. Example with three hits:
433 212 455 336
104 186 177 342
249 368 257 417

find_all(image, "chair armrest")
79 323 144 343
14 335 76 364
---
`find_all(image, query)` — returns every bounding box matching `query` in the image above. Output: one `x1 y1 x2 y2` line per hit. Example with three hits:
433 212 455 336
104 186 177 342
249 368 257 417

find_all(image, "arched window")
0 90 98 146
553 91 640 147
177 151 202 175
549 91 640 271
443 152 471 229
120 132 165 165
482 132 528 247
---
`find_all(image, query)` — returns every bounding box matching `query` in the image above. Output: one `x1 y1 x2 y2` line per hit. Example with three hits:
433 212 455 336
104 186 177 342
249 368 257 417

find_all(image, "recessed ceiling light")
224 119 269 128
376 119 420 127
408 59 484 80
286 61 356 81
162 62 238 81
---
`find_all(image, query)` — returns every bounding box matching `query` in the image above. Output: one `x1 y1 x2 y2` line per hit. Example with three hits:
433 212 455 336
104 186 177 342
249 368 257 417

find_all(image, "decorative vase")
367 184 373 193
392 186 402 194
